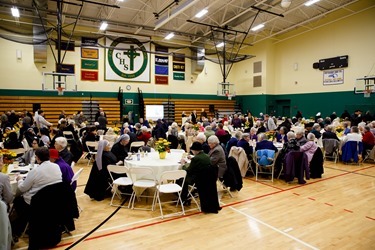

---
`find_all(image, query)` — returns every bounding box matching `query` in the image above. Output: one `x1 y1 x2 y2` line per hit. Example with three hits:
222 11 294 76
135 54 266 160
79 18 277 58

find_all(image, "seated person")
103 127 118 144
299 133 318 165
11 147 62 239
342 126 362 144
39 127 51 148
18 138 39 165
208 136 227 179
311 123 322 139
194 132 210 154
49 149 75 190
275 131 300 175
237 133 253 159
255 121 266 134
362 126 375 158
181 142 221 213
226 131 242 153
295 129 307 146
111 134 130 162
275 126 288 143
54 137 74 166
4 131 23 149
322 125 340 141
255 133 278 153
249 127 258 141
84 140 117 201
137 126 151 145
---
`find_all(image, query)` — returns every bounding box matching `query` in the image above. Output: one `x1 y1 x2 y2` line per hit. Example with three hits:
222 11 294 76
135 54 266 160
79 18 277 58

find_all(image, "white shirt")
35 114 52 129
342 133 362 143
17 161 62 204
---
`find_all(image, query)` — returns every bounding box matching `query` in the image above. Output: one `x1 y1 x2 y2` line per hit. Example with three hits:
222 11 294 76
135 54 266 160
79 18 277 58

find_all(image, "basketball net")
57 86 64 96
364 89 371 98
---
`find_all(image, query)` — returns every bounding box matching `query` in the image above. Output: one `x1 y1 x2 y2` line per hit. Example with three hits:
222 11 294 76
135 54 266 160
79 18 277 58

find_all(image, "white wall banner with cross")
105 35 150 82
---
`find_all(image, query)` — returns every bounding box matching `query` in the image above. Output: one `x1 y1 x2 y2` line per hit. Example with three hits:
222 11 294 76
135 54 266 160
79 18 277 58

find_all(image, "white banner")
105 36 150 82
323 69 344 85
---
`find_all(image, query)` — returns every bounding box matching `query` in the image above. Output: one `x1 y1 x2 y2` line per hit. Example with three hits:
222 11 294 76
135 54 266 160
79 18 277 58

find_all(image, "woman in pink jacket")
300 133 318 165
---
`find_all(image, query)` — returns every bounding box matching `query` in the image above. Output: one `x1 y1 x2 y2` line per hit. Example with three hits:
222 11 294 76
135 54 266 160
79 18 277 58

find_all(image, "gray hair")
235 131 242 139
55 137 68 148
295 129 305 136
196 132 206 142
207 135 220 145
307 133 316 141
258 133 267 141
242 133 250 139
287 131 296 140
205 125 212 131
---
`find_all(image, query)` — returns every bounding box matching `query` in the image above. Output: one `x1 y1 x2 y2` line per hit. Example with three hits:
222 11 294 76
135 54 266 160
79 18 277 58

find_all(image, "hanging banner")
173 53 185 62
323 69 344 85
155 75 168 84
105 36 150 82
81 37 98 47
173 62 185 72
155 65 168 75
173 72 185 80
81 70 98 81
81 59 98 70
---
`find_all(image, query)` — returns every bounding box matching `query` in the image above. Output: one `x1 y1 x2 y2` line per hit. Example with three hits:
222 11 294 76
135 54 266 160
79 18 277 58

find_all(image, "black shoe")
183 200 191 206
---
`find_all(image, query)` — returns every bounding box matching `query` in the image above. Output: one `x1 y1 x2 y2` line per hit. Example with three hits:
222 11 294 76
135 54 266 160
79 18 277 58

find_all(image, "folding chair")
186 183 201 212
322 139 339 163
154 170 186 219
129 141 145 153
85 141 98 166
128 167 157 210
254 150 278 182
71 168 84 213
63 131 74 145
107 165 133 207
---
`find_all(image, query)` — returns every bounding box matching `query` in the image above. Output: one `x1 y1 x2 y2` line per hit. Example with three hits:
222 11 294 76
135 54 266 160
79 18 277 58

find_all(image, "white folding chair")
186 183 201 212
85 141 98 166
70 161 75 169
128 167 157 210
154 170 186 219
129 141 145 153
63 131 74 145
71 168 84 213
218 179 233 198
254 150 279 182
107 165 133 207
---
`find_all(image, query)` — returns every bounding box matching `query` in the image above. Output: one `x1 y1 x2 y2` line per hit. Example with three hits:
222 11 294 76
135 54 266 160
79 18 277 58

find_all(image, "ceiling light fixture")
251 24 265 31
195 9 208 18
165 33 175 40
11 7 20 17
99 21 108 30
281 0 292 8
304 0 320 6
216 42 224 48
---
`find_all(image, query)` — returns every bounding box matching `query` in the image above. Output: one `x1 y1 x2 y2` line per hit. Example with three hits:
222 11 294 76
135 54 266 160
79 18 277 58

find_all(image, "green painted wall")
239 91 375 118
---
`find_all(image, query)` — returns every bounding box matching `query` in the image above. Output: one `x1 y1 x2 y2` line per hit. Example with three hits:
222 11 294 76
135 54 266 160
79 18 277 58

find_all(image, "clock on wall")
126 85 131 90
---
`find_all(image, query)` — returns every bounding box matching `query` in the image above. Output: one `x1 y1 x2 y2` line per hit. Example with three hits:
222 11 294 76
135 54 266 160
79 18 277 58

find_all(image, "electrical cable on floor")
65 195 129 249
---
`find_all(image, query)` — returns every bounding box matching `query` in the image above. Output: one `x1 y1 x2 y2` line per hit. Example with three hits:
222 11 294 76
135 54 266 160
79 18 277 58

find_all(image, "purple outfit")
299 141 318 164
55 157 75 190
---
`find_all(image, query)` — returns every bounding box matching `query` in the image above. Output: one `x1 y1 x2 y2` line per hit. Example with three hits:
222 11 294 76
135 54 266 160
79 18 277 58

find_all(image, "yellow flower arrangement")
0 149 17 164
264 131 276 141
113 127 121 135
155 138 171 153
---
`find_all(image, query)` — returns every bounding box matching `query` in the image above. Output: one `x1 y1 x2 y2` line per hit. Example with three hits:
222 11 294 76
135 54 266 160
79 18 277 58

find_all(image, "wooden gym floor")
13 159 374 250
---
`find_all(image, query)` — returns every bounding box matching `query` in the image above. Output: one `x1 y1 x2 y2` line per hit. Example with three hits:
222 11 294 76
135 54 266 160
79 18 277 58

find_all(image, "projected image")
145 105 164 120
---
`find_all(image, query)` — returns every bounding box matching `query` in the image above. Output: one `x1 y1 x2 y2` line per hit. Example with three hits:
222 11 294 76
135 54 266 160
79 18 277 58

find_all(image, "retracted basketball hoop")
57 86 64 96
364 89 371 98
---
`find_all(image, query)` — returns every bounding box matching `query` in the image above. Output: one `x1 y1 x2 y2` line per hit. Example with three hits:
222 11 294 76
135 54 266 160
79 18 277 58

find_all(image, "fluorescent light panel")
11 7 20 17
99 21 108 30
305 0 320 6
251 24 265 31
195 9 208 18
165 33 174 40
216 42 224 48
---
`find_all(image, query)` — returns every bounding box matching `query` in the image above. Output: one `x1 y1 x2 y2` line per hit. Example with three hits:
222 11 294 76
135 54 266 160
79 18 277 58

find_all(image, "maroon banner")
81 70 98 81
155 75 168 85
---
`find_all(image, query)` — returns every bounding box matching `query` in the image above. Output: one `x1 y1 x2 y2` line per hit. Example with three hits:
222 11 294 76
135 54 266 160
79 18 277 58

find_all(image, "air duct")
33 0 48 63
191 46 205 75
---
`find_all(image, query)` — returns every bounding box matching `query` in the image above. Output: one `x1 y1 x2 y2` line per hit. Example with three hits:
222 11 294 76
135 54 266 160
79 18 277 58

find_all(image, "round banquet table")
124 151 183 181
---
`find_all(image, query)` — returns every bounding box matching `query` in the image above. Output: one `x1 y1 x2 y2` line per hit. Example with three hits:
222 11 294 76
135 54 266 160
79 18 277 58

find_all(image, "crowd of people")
1 106 375 248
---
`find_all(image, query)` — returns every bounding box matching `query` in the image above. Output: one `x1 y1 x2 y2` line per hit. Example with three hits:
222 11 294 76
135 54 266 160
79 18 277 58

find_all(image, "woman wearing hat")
181 142 221 213
111 134 130 163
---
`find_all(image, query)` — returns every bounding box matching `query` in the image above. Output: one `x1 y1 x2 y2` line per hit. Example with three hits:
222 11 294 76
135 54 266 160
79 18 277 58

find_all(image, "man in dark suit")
255 133 278 153
190 110 197 124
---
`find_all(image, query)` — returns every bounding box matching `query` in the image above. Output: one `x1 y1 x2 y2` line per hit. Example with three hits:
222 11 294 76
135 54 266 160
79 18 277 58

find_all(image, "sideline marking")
21 166 371 250
229 206 319 250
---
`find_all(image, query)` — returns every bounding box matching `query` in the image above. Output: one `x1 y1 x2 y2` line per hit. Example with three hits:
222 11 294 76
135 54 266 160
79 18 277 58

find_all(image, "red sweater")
362 131 375 146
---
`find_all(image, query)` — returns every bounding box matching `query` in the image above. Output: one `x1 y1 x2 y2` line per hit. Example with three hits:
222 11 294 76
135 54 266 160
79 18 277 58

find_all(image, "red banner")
155 75 168 85
81 70 98 81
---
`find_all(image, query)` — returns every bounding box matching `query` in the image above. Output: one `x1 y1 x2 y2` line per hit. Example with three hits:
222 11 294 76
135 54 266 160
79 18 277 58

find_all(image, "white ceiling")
0 0 373 49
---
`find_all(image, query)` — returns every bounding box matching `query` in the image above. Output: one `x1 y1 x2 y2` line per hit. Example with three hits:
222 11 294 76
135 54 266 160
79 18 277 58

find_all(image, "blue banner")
155 65 168 75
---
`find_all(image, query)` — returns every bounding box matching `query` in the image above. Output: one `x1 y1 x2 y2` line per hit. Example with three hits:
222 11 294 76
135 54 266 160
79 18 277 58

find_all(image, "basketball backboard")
354 76 375 98
42 72 77 95
217 82 236 99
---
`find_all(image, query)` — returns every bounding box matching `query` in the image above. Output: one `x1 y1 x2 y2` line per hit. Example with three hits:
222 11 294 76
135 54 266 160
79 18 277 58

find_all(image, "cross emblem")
125 45 140 71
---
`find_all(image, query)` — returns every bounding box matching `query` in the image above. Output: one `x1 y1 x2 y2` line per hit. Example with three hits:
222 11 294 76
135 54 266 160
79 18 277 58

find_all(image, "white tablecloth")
7 164 32 195
125 152 183 181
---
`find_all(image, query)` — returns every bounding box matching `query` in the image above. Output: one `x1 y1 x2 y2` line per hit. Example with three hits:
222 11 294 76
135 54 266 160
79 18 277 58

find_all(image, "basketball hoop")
57 86 64 96
364 89 371 98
